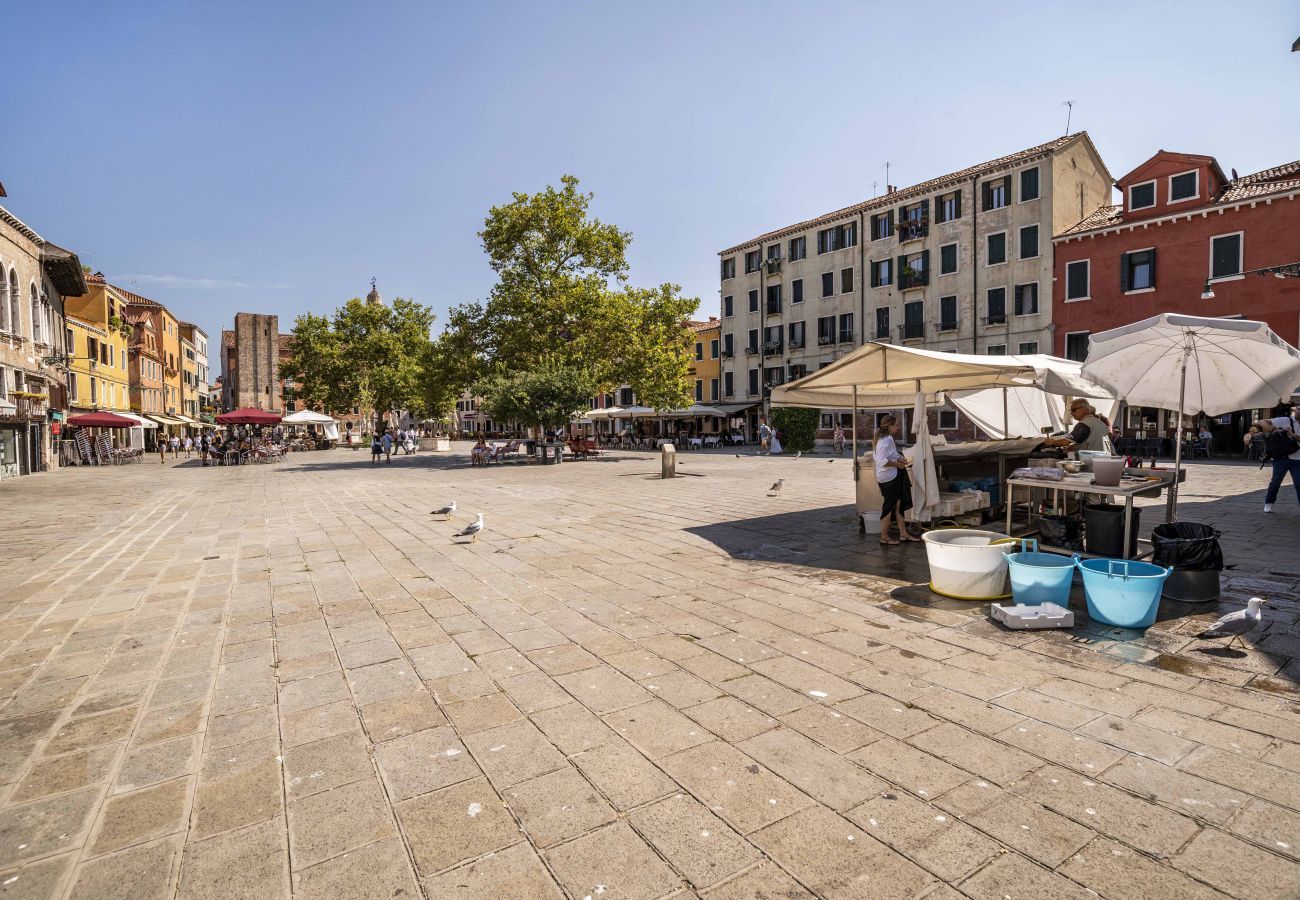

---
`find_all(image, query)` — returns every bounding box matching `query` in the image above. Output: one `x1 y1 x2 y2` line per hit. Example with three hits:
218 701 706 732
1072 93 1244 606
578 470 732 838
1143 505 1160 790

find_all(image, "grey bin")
1162 569 1220 603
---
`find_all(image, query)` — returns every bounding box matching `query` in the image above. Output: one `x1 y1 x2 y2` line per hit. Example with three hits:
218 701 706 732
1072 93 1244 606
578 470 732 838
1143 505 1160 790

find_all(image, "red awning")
67 412 138 428
215 408 283 425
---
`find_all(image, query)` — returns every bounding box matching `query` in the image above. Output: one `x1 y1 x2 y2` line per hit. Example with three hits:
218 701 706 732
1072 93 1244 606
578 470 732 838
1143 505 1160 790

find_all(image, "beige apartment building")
717 133 1112 435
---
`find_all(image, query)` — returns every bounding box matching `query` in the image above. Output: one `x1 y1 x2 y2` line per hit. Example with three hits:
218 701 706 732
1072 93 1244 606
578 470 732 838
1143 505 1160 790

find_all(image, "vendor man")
1042 400 1109 453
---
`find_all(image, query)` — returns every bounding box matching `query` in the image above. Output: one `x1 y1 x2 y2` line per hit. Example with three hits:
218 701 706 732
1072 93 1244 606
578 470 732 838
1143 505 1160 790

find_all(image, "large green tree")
473 362 597 432
443 175 698 410
280 297 436 431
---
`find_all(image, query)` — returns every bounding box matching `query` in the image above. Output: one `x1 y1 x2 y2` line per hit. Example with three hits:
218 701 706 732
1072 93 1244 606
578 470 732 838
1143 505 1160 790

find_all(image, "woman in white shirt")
872 415 916 545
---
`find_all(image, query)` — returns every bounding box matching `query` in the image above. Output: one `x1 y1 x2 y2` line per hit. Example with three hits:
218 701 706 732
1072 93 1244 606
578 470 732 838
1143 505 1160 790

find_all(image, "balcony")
817 335 835 346
762 341 784 357
10 392 48 421
897 219 929 243
899 266 928 291
899 323 925 341
764 258 782 275
765 299 782 316
745 345 759 356
721 349 734 359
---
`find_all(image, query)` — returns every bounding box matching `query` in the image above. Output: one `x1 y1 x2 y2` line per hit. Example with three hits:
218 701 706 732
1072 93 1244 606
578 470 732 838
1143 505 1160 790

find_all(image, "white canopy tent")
115 411 157 451
282 410 336 425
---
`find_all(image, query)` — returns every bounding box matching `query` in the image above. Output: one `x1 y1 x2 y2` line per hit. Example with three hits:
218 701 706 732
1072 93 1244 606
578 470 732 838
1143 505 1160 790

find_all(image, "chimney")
886 185 897 195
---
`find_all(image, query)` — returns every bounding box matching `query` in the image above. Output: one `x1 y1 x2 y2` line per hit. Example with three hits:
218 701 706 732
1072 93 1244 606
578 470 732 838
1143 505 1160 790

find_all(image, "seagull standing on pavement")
431 501 457 520
768 478 785 497
1197 597 1268 650
794 451 801 459
455 513 485 543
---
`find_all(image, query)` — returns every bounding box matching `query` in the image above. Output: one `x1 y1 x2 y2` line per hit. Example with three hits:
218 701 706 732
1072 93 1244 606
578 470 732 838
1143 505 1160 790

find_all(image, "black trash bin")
1152 522 1223 602
1039 513 1084 551
1084 503 1140 559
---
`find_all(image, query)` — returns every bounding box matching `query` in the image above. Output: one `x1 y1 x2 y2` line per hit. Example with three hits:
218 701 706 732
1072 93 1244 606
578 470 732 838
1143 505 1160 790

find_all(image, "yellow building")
688 317 722 405
179 328 199 419
63 275 132 414
118 287 183 419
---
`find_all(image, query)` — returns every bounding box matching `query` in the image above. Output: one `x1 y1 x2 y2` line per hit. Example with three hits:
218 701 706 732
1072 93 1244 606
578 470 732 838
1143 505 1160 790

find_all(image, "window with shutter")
986 233 1007 265
1065 260 1090 300
986 288 1006 324
1019 225 1039 259
981 181 992 210
875 307 889 339
940 243 958 275
1210 234 1242 279
791 279 804 303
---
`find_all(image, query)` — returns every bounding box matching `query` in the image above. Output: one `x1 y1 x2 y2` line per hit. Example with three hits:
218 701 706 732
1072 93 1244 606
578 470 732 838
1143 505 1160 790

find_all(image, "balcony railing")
764 258 782 275
899 267 928 290
765 300 782 315
898 219 929 242
983 313 1007 326
721 349 734 358
10 393 48 420
762 341 784 357
817 335 835 346
875 327 890 340
838 330 854 344
899 323 925 341
745 345 759 355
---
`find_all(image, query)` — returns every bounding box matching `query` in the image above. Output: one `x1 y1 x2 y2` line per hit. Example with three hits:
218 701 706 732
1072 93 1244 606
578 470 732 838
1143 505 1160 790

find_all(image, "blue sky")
5 1 1298 372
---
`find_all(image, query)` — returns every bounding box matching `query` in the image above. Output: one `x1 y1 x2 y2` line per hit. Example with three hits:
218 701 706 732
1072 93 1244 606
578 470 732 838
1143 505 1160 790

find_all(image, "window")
1169 170 1198 203
1064 331 1090 362
939 296 958 331
695 342 703 361
710 339 719 359
987 344 1006 355
938 410 959 430
788 236 807 261
791 279 804 303
982 176 1011 210
870 212 893 241
935 190 961 223
695 380 703 402
875 307 890 339
1019 167 1039 202
748 369 759 396
898 200 928 240
1122 249 1156 291
766 284 782 314
870 259 892 287
787 363 806 381
788 321 805 348
747 329 759 352
744 250 761 273
1129 181 1156 210
1018 342 1038 355
722 332 734 357
838 313 854 344
1210 233 1242 280
840 268 854 293
29 284 41 343
763 325 781 353
748 290 759 312
1065 260 1090 301
724 372 734 397
1019 224 1039 259
821 272 834 298
67 372 77 400
816 222 856 253
902 301 924 340
766 243 781 261
986 288 1007 324
899 250 928 289
986 232 1007 265
817 316 836 345
1014 282 1039 316
939 243 958 275
723 295 733 317
721 258 735 280
710 378 719 401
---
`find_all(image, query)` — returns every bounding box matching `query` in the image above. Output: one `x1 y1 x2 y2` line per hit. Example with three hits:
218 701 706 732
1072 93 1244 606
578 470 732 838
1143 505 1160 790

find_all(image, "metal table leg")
1122 494 1133 560
1005 482 1014 536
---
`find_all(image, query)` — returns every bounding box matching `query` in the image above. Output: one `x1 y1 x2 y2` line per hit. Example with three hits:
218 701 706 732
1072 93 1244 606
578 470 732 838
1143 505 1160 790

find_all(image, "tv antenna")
1063 100 1075 136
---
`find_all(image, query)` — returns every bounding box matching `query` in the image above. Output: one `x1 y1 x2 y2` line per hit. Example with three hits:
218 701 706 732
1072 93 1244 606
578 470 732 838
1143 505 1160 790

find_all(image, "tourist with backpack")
1256 414 1300 512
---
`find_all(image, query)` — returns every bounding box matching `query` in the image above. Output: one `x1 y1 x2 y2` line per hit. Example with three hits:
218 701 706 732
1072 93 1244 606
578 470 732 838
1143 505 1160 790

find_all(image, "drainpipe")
971 174 979 354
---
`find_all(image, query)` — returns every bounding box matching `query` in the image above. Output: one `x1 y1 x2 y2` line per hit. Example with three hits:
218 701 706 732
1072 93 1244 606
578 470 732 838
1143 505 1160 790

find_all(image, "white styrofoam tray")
989 602 1075 630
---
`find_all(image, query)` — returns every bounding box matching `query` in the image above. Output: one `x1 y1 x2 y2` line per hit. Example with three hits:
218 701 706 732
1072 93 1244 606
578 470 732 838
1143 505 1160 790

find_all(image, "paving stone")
748 655 864 703
406 642 473 681
738 728 883 811
996 718 1126 775
555 665 652 715
835 692 940 739
442 692 521 734
190 736 283 840
277 671 349 714
498 672 571 714
346 659 420 707
1177 744 1300 812
572 740 678 811
335 637 402 670
1227 798 1300 860
957 851 1094 900
992 687 1103 729
639 670 722 709
909 688 1025 736
273 651 338 683
0 853 74 899
722 674 812 717
280 698 360 749
701 861 814 899
421 841 563 899
503 765 614 848
292 835 417 900
1059 836 1233 900
464 718 566 788
846 737 970 801
1006 765 1199 858
1174 827 1300 897
72 683 150 717
530 702 618 755
131 699 206 747
628 792 763 889
89 777 189 856
659 741 813 835
205 706 277 750
749 805 932 900
677 650 750 685
545 821 680 900
12 745 118 803
846 791 999 882
0 788 99 869
357 691 445 743
1077 714 1199 765
908 723 1041 786
682 697 777 742
1102 755 1248 825
778 704 882 754
604 700 713 760
45 706 137 754
287 776 395 869
373 726 480 800
525 643 601 676
1136 706 1276 757
177 816 289 900
397 776 521 876
283 730 373 800
115 735 200 795
936 779 1093 867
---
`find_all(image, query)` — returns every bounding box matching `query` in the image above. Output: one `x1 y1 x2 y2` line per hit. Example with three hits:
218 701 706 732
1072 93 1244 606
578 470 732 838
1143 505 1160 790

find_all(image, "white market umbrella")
282 410 336 425
1082 313 1300 519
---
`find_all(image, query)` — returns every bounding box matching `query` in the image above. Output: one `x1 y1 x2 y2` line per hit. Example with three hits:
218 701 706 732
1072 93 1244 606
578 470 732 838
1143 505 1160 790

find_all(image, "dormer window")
1169 170 1199 203
1129 181 1156 210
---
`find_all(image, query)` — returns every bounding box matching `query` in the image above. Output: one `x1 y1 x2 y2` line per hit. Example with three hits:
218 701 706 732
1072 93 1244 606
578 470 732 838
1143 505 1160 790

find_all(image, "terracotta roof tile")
719 134 1086 255
687 318 720 333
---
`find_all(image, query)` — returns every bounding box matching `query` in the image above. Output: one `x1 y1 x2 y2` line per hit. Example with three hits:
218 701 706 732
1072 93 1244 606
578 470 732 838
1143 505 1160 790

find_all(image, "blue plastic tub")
1006 540 1077 606
1076 558 1171 628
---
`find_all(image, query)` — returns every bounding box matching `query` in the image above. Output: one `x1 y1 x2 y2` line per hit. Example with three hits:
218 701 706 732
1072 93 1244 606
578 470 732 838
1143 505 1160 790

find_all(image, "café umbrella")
215 408 283 426
67 412 138 428
1081 313 1300 519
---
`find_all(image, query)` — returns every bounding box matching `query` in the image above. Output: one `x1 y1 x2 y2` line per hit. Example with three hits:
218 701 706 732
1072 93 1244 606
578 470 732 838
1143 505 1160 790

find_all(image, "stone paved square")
0 448 1297 898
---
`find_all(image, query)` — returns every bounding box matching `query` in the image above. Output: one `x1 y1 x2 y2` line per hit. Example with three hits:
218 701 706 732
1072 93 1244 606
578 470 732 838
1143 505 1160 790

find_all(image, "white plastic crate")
989 602 1075 630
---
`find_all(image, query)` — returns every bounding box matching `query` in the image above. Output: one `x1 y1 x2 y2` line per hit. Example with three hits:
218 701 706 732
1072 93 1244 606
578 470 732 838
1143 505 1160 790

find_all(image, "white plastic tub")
923 529 1016 600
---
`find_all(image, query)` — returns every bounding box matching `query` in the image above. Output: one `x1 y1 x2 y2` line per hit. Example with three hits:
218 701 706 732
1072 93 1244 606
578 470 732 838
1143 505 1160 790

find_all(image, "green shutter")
954 190 962 219
921 249 931 284
1120 253 1130 292
1149 249 1157 288
896 255 906 286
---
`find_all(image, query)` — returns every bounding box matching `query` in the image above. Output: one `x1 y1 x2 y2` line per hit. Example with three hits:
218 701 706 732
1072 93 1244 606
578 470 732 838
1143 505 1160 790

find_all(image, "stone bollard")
661 443 676 478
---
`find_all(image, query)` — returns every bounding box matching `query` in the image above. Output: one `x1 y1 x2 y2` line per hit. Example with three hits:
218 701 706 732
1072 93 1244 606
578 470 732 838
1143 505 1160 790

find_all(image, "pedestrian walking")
1257 414 1300 512
370 433 383 465
183 435 193 458
381 429 393 463
200 432 210 467
758 418 772 455
833 423 845 457
169 434 180 458
158 436 167 465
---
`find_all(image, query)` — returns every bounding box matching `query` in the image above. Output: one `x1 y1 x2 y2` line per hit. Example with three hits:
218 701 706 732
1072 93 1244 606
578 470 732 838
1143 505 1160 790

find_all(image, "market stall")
282 409 339 448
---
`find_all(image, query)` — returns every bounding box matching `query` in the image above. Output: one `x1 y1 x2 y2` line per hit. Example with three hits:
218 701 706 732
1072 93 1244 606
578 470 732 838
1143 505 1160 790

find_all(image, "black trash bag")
1084 503 1140 559
1151 522 1224 571
1039 513 1084 551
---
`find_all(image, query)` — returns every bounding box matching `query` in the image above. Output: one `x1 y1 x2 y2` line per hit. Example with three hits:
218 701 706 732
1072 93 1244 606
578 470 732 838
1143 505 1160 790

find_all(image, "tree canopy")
443 175 698 411
280 297 437 428
473 362 597 431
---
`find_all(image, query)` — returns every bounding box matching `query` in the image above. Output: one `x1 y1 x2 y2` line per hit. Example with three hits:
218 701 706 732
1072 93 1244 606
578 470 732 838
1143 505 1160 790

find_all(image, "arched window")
0 266 9 333
30 282 41 344
7 270 18 339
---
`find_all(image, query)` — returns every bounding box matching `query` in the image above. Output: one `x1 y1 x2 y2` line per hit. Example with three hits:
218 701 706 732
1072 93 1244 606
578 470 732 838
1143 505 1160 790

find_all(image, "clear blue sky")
5 1 1298 372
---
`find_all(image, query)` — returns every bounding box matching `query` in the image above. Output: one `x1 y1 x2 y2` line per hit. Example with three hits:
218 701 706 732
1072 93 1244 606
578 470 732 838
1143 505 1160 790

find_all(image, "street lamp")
1201 262 1300 300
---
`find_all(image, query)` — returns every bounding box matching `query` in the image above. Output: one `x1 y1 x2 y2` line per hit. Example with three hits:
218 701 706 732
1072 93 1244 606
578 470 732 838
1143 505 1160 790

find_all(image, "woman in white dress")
769 427 783 455
872 415 916 545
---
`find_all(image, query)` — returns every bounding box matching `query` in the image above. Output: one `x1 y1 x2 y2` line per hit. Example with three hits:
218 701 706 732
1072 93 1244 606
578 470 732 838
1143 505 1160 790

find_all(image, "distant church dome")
366 277 382 306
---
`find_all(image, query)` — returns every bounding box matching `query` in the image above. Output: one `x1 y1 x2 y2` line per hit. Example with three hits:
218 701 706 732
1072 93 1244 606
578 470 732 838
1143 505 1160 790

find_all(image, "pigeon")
455 513 485 543
1197 597 1268 650
768 478 785 496
828 459 835 463
431 501 457 520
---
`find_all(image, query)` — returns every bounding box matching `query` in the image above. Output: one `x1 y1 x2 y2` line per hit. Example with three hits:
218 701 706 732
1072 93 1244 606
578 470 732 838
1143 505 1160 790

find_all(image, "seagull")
768 478 785 496
455 513 485 544
794 451 802 459
1197 597 1268 650
431 501 457 520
